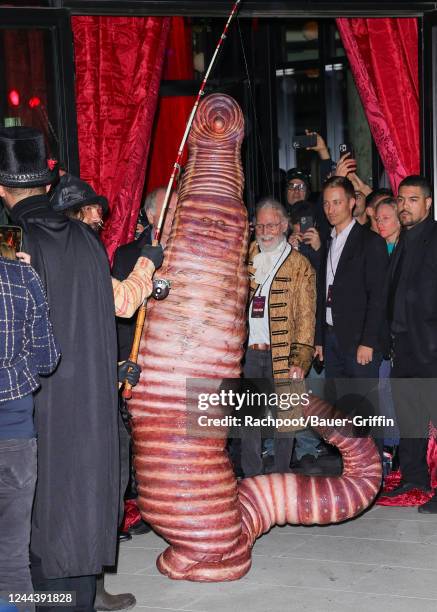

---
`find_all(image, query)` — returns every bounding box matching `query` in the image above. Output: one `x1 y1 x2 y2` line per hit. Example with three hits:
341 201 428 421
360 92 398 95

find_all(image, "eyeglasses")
287 183 306 191
201 217 227 227
254 222 282 232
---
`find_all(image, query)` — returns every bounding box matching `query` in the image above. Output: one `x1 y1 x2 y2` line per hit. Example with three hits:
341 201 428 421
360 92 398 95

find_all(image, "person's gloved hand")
140 245 164 269
118 360 141 386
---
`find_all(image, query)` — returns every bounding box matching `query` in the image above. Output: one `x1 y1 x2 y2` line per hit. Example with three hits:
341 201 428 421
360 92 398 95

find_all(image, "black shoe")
95 574 136 611
128 519 152 536
118 530 132 542
418 494 437 513
382 482 432 498
95 591 136 611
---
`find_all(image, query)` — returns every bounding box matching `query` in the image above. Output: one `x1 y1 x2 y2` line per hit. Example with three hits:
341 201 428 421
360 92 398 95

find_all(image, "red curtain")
336 18 419 192
144 17 195 194
72 16 170 261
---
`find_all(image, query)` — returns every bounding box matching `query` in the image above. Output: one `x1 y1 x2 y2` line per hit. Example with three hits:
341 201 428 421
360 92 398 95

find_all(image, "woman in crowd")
375 197 401 462
375 197 401 254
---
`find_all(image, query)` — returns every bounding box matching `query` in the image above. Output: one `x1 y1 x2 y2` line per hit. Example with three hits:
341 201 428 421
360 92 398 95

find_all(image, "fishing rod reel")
152 278 171 300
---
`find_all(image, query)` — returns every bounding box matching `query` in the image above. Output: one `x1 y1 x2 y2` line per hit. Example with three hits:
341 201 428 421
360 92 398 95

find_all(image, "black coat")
112 230 151 361
316 222 389 352
386 216 437 366
10 195 119 579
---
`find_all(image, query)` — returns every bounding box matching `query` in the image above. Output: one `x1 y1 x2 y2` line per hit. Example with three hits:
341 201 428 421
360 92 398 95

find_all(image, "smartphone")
339 143 355 158
292 134 317 149
0 225 23 252
299 216 314 234
312 355 324 375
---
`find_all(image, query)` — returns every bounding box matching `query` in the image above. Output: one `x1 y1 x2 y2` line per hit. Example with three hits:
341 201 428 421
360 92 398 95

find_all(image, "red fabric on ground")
377 429 437 506
121 499 142 532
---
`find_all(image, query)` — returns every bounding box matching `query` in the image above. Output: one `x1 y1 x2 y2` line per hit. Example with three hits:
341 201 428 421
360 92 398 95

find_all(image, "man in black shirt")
382 176 437 511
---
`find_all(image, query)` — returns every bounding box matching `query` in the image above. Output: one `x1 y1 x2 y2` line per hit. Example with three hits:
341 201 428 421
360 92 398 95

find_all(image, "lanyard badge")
251 295 266 318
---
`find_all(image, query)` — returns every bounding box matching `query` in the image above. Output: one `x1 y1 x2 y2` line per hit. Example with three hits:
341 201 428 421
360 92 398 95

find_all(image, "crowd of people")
1 123 437 611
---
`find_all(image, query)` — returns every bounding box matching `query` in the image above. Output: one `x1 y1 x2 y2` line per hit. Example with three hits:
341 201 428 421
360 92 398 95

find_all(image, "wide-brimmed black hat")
0 126 58 187
49 173 109 214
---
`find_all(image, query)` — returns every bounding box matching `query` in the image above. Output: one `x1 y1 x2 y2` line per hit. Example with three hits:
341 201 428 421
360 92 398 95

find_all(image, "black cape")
10 194 119 579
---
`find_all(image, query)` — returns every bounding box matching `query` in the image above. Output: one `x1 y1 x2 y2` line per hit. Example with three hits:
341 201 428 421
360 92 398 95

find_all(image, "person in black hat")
49 172 109 232
50 173 164 319
0 126 141 612
48 172 163 610
285 168 310 209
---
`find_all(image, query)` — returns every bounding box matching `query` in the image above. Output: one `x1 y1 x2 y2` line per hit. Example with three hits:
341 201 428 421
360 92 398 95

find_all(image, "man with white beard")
240 198 316 477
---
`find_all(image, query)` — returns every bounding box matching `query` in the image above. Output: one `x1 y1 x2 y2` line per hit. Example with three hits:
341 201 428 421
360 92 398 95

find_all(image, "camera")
292 134 317 149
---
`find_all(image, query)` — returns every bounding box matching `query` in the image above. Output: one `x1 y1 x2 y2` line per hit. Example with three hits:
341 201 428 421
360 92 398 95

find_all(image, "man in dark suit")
314 176 389 443
112 187 177 361
382 175 437 511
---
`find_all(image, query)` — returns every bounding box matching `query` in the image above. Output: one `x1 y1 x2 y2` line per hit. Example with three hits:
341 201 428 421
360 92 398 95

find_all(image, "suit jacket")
386 216 437 366
316 222 389 352
248 241 316 375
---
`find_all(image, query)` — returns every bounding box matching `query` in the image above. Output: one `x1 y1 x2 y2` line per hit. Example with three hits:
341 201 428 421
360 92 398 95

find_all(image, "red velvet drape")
144 17 195 194
336 18 419 192
72 16 170 261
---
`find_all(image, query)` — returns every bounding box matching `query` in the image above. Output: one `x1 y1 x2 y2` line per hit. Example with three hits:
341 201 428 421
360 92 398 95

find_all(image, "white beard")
253 237 287 284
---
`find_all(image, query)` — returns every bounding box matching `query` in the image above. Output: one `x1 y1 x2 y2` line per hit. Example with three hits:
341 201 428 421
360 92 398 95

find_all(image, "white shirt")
325 219 356 326
249 240 291 345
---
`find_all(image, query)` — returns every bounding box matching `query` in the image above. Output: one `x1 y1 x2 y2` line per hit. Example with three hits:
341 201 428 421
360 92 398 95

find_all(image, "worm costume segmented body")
129 94 382 582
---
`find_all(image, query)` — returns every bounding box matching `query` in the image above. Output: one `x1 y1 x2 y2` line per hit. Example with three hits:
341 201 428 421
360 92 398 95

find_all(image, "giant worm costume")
129 94 382 582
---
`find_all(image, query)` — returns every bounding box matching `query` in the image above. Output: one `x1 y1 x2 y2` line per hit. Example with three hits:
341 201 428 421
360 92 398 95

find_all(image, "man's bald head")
143 187 177 227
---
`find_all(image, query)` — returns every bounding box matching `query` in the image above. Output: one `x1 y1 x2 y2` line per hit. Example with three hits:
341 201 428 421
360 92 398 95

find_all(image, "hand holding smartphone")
292 134 317 149
0 225 23 252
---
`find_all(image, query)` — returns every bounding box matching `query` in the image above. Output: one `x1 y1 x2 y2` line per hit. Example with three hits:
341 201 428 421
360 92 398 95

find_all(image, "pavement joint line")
272 533 437 544
218 581 437 600
250 553 437 570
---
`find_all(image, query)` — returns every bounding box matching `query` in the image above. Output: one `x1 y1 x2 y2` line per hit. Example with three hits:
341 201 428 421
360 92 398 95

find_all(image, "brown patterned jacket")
248 241 316 378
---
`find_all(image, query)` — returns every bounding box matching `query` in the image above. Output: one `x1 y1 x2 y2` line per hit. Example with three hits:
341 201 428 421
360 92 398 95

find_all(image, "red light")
8 89 20 107
28 96 41 108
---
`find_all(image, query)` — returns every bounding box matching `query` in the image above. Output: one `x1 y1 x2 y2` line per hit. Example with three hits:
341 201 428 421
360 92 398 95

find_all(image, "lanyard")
328 240 336 280
255 243 288 296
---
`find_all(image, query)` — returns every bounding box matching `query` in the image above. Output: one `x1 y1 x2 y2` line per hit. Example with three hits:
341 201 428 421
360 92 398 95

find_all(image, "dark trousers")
324 327 381 379
0 438 37 604
324 327 383 454
118 406 131 525
391 332 437 488
240 348 294 477
31 556 96 612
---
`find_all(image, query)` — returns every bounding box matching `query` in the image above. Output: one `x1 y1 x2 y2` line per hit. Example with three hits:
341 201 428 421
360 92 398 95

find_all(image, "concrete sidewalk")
106 505 437 612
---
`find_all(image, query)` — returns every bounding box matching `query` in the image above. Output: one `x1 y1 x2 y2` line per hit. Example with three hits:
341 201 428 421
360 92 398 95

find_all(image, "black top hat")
0 126 58 187
49 173 109 215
